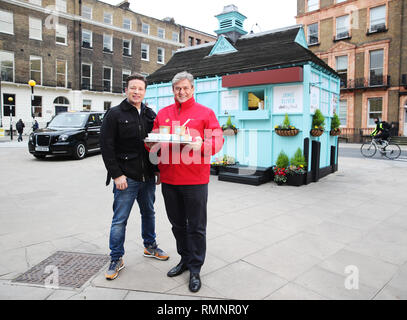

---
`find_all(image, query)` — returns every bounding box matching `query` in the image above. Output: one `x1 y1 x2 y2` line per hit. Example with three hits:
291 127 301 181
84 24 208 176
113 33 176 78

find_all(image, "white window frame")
103 34 113 52
142 23 149 35
30 55 42 85
82 29 92 48
336 15 350 40
123 18 131 30
56 23 67 45
83 99 92 111
55 0 67 13
0 50 15 82
339 99 347 127
307 23 318 45
307 0 319 12
82 5 92 19
172 32 179 43
104 12 112 25
29 17 42 41
122 69 131 92
123 39 132 56
158 27 165 39
141 43 149 61
157 47 165 64
369 5 386 33
103 66 112 92
81 63 92 90
368 97 383 127
0 9 14 35
56 59 67 88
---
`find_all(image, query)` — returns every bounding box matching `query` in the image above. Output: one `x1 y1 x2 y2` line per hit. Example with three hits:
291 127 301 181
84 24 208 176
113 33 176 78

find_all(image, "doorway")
54 96 70 115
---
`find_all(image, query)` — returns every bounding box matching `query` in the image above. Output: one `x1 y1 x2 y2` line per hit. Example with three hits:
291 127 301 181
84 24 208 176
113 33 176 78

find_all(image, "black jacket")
100 99 157 185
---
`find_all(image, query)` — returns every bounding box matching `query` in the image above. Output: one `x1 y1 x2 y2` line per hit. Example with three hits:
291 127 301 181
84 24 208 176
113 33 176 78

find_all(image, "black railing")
340 75 390 90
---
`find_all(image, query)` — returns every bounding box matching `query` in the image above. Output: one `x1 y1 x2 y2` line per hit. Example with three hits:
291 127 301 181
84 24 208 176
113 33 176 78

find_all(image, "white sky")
101 0 298 35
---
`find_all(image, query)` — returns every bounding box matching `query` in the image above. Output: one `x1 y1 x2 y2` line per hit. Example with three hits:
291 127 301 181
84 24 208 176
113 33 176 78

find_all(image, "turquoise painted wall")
145 63 340 170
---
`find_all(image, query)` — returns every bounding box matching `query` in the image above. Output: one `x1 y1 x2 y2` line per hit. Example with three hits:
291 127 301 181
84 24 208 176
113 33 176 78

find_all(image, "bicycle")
360 138 401 160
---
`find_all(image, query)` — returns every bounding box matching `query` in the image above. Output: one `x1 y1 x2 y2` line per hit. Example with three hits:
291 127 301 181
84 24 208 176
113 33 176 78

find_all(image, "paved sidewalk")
0 147 406 300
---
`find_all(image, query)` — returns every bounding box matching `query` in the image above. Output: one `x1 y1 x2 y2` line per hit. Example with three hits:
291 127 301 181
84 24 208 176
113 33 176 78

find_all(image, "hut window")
247 90 265 111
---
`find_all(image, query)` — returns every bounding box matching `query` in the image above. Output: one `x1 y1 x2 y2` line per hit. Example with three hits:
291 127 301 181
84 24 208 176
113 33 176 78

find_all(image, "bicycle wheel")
361 142 377 157
384 143 401 160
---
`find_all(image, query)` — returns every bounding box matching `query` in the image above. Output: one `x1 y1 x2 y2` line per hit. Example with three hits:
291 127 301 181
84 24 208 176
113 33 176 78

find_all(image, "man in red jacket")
148 71 224 292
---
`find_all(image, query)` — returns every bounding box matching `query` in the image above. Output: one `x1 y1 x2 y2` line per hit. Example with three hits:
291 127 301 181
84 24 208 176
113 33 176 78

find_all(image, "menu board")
221 90 239 111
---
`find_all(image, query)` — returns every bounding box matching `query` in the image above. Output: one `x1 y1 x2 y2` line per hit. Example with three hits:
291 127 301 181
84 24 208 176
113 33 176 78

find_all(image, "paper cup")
159 126 171 134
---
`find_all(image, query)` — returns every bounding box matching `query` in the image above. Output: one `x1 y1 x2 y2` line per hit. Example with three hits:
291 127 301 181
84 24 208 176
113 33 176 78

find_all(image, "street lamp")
28 80 36 121
8 96 13 141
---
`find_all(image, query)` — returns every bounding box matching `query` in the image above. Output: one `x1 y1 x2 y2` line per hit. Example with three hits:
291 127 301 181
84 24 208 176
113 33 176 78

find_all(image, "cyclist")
370 117 390 146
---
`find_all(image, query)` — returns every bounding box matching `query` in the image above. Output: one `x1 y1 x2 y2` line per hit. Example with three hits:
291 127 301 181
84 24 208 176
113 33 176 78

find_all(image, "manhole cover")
12 251 110 289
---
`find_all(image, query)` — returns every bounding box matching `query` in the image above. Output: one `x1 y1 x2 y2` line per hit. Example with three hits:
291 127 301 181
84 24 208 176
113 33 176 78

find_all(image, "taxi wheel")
73 142 87 160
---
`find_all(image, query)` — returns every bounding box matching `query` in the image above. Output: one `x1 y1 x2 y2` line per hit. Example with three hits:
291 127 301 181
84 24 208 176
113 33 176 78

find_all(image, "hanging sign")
273 85 303 114
310 86 320 114
221 90 239 111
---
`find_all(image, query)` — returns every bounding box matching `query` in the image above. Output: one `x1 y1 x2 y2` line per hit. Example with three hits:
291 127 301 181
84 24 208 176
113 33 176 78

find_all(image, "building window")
82 5 92 19
307 0 319 12
103 67 112 92
339 99 347 127
336 15 350 40
172 32 179 42
55 0 66 13
158 28 165 39
336 0 346 3
0 10 14 35
3 94 15 117
103 34 113 52
307 23 318 45
157 48 165 64
32 96 42 117
123 18 131 30
82 29 92 48
104 101 111 111
104 13 112 25
81 63 92 90
141 43 149 61
247 90 265 111
336 55 348 88
142 23 149 34
188 36 194 46
122 69 131 92
56 60 67 87
29 17 42 40
368 97 382 126
369 5 386 33
0 50 14 82
30 56 42 85
56 24 67 45
123 39 131 56
83 99 92 111
369 49 384 85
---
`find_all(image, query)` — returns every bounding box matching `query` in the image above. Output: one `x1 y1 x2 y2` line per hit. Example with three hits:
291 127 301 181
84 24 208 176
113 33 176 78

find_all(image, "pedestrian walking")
32 120 39 132
16 119 25 142
100 73 169 281
147 71 224 293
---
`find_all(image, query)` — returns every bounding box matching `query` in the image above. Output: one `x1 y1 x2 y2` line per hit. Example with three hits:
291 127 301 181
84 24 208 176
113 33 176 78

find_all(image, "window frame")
0 9 14 35
306 0 319 12
141 43 149 61
103 66 112 92
335 14 350 40
103 33 113 52
123 39 132 56
0 50 15 82
368 4 387 33
82 5 92 19
56 59 67 88
141 23 150 35
307 22 319 45
81 63 92 90
367 97 383 127
123 18 131 30
103 12 112 25
55 0 67 13
29 16 42 41
55 23 67 45
158 27 165 39
82 29 92 49
30 55 42 86
157 47 165 64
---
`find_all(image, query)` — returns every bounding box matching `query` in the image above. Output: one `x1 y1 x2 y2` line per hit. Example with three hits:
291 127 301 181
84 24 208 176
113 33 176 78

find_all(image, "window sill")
103 49 113 54
333 35 351 42
234 110 269 121
308 42 320 47
82 45 93 50
366 28 388 36
56 42 68 46
123 54 132 58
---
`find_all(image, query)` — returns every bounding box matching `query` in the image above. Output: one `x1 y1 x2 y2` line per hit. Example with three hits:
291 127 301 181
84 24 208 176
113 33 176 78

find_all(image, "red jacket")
151 97 224 185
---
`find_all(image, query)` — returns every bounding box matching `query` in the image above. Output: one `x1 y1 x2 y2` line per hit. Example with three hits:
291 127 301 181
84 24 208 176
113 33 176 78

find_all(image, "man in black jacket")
100 74 169 280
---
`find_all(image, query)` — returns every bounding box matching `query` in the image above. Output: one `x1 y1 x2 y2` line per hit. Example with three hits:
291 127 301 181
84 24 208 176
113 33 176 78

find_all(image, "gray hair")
172 71 194 88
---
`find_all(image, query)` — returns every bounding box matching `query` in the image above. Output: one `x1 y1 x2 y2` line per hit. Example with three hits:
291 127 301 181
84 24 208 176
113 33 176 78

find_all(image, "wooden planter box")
310 129 324 137
275 129 299 137
330 129 341 136
222 128 238 136
286 173 306 186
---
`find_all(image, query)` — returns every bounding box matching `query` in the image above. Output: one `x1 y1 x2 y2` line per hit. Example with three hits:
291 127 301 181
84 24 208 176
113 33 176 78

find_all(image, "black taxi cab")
28 111 104 160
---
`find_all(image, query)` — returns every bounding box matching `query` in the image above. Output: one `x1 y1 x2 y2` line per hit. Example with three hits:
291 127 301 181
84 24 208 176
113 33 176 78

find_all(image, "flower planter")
330 129 341 136
310 129 324 137
223 128 238 136
275 129 299 137
286 173 306 186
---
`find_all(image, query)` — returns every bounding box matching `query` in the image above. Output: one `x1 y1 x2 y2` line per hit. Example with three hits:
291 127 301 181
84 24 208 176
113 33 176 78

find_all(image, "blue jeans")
109 178 156 261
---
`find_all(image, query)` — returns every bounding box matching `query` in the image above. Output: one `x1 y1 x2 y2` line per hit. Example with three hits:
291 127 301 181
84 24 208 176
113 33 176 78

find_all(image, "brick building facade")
296 0 407 138
0 0 215 131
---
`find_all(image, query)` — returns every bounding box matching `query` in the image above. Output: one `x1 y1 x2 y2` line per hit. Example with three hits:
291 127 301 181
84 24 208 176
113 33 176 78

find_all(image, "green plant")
222 116 238 134
273 167 287 183
276 151 289 169
290 148 307 168
331 113 341 131
312 109 325 130
275 113 297 130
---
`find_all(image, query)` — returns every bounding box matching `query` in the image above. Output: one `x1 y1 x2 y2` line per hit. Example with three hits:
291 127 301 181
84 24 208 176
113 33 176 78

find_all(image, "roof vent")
215 4 247 43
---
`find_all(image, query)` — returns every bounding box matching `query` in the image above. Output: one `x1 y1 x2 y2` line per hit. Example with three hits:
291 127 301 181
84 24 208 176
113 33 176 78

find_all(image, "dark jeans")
109 178 156 261
18 132 23 142
162 183 208 273
375 132 389 142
